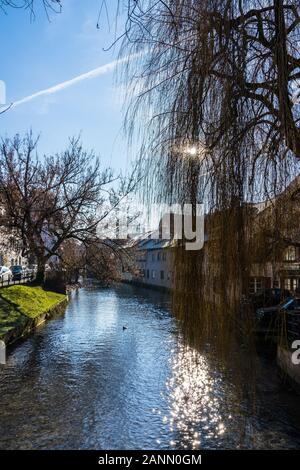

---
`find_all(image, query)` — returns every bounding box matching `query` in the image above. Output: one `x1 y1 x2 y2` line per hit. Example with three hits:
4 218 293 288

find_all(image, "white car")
0 266 12 281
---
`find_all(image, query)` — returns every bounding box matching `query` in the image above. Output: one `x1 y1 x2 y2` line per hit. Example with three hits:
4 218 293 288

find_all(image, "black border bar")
0 450 299 467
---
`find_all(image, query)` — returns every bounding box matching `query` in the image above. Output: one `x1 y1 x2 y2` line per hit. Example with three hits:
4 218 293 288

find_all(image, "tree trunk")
35 259 46 285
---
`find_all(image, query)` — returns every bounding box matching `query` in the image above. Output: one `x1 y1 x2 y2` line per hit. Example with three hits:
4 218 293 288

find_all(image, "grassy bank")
0 285 67 343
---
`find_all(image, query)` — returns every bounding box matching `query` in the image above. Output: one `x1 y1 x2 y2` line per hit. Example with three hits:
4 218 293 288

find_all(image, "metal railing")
0 272 36 288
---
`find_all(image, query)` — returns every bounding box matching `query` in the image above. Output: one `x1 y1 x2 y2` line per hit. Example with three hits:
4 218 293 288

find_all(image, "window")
146 269 149 279
284 278 291 291
249 277 263 294
152 270 156 279
152 252 155 262
285 246 297 261
284 278 298 292
157 252 160 261
160 270 164 280
162 252 167 261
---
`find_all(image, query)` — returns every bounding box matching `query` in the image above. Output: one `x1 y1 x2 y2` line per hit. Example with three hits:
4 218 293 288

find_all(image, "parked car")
256 297 300 334
10 265 23 281
251 288 291 310
0 266 12 282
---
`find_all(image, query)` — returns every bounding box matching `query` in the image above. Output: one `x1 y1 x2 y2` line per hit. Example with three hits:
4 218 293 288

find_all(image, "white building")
0 206 29 268
124 233 175 290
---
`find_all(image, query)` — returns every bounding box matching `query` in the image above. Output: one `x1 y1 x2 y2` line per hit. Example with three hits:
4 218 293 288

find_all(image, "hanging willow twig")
117 0 300 408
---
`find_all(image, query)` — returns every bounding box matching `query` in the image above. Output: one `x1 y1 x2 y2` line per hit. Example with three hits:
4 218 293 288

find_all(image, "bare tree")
60 237 135 286
0 133 138 284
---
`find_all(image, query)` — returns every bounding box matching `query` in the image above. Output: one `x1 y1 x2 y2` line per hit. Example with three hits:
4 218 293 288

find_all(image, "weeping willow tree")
116 0 300 400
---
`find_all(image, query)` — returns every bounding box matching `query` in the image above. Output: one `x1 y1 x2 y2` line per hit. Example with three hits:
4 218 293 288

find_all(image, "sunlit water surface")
0 284 299 449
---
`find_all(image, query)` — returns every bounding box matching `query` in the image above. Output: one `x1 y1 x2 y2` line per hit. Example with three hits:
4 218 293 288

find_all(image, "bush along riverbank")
0 285 68 346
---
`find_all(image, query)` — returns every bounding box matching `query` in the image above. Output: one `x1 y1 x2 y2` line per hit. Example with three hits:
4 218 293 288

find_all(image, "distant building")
123 233 175 290
124 176 300 295
0 235 28 268
0 205 29 268
249 176 300 295
250 246 300 295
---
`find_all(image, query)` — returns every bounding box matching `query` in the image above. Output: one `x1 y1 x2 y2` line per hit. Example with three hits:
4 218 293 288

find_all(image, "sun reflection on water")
164 344 230 449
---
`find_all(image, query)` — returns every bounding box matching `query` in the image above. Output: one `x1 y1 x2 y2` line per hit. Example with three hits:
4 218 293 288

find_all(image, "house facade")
125 235 174 290
128 237 300 296
0 206 29 268
126 176 300 296
0 231 29 268
129 241 300 295
250 247 300 295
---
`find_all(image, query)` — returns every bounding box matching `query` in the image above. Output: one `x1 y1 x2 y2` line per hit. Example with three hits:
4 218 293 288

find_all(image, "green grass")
0 297 27 339
0 286 67 342
0 285 66 319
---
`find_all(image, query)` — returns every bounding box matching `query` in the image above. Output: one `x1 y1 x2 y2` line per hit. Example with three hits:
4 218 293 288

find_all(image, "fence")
0 272 36 288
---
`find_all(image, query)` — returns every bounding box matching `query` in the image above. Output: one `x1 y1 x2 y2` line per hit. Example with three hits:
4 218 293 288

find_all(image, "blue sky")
0 0 132 171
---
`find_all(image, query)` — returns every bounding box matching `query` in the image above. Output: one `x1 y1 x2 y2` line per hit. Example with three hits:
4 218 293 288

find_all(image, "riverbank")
0 285 68 345
122 279 171 293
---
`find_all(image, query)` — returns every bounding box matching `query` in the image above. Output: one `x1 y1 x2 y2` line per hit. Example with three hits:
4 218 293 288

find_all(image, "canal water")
0 284 299 449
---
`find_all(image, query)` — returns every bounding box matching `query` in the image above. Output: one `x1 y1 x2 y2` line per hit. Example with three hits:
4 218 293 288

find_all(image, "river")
0 284 299 449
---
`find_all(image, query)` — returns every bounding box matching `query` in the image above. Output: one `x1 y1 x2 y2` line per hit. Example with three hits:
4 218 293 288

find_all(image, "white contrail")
11 55 133 109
